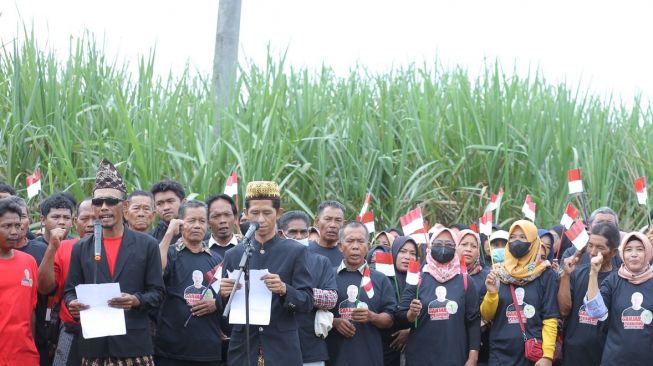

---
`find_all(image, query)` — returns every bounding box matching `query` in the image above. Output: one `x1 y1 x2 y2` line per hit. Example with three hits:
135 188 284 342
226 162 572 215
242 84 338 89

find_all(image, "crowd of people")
1 158 652 366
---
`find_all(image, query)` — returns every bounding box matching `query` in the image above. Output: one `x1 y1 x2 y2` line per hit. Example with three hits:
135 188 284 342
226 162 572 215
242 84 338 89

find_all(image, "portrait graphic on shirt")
183 270 212 306
506 287 535 324
621 292 653 330
427 286 458 321
338 285 359 320
21 268 33 287
578 304 599 325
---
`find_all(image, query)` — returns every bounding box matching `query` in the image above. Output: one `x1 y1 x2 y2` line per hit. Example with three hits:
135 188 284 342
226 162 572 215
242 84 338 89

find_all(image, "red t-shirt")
104 236 123 276
0 250 39 366
54 239 79 324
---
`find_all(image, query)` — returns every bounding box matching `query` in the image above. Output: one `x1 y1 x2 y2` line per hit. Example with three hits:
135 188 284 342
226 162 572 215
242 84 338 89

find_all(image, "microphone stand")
223 234 255 366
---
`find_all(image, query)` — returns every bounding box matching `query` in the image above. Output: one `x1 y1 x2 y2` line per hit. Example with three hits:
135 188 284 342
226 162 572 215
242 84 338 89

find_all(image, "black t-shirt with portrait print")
395 272 480 366
487 269 559 366
155 245 222 362
596 272 653 366
562 264 613 366
327 267 396 366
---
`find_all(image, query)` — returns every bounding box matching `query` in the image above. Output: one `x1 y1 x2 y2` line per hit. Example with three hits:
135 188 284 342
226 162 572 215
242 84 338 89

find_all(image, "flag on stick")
26 169 42 199
479 211 493 236
358 192 372 217
560 204 579 230
634 177 648 205
485 187 504 212
375 252 395 277
566 221 589 250
567 169 584 194
224 171 238 197
521 195 536 221
406 259 421 285
400 207 428 244
358 211 376 234
361 266 375 299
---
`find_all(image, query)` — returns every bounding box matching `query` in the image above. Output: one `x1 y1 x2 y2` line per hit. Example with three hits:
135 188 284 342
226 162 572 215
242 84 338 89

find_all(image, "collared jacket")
64 228 165 358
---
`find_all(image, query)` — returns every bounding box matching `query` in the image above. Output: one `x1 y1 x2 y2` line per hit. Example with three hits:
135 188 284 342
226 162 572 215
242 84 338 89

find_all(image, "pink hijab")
619 232 653 285
424 227 462 283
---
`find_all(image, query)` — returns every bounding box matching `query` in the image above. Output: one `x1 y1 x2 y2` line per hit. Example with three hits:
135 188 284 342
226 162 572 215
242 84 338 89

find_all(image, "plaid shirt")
312 288 338 310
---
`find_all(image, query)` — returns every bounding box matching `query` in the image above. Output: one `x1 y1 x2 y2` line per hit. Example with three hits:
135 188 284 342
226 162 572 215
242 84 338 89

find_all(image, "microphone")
242 222 259 244
94 220 102 262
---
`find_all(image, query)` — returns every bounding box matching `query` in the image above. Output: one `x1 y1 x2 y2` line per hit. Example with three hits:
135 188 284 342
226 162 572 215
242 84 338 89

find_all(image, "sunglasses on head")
91 197 124 207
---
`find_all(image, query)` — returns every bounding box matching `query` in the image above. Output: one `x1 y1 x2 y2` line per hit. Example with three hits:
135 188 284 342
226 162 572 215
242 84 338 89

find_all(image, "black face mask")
431 246 455 263
509 240 531 258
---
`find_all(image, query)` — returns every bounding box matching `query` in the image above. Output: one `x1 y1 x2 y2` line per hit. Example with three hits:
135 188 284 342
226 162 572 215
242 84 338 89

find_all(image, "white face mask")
295 238 309 246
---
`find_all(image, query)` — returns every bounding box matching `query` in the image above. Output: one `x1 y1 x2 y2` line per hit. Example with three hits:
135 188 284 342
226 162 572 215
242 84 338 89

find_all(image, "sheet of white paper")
76 283 126 339
228 269 273 325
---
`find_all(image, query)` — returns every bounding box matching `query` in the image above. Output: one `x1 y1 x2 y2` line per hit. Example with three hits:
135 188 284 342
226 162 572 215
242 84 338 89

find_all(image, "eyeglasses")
92 197 124 207
431 240 456 248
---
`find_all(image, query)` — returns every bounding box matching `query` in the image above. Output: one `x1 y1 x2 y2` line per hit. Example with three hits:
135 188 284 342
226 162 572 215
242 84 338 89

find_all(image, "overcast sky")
2 0 652 104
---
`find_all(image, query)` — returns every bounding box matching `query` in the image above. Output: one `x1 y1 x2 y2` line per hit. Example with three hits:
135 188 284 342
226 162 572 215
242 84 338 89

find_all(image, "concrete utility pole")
212 0 242 138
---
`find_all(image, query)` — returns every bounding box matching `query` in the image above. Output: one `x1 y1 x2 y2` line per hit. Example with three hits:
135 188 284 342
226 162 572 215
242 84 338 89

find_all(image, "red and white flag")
485 187 504 212
358 211 376 234
361 266 375 299
566 221 589 250
374 252 395 277
560 204 579 230
224 171 238 197
406 259 421 285
522 195 536 221
479 211 493 236
26 169 42 199
634 177 648 205
567 169 584 195
358 192 372 217
400 207 425 236
205 261 224 292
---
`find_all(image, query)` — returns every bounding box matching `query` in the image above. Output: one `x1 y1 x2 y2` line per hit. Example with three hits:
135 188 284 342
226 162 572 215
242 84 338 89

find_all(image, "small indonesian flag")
485 187 504 212
521 195 536 221
566 221 589 250
361 266 374 299
634 177 648 205
410 224 429 244
400 207 425 236
205 261 224 292
406 259 421 285
358 192 372 217
26 170 42 199
567 169 584 194
560 204 579 229
224 171 238 197
479 211 493 236
357 211 376 234
374 252 395 277
469 223 479 233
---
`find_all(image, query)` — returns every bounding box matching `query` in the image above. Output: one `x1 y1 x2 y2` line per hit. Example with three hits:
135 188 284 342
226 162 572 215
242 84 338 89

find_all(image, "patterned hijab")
496 220 550 285
424 227 462 283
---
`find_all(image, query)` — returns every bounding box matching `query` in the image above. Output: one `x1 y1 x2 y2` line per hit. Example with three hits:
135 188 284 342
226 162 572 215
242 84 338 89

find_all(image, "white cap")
490 230 509 242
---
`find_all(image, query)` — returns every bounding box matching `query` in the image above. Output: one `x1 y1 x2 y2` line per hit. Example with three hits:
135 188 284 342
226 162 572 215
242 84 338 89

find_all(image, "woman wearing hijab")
458 229 491 365
480 220 559 366
382 236 419 366
396 228 481 366
584 232 653 366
